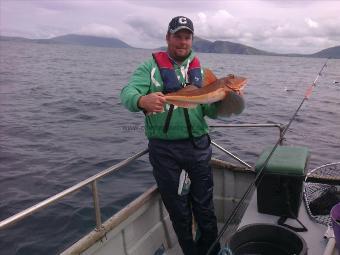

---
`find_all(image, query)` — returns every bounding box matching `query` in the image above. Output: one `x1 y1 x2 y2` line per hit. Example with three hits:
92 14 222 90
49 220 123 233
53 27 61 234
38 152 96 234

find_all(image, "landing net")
304 162 340 226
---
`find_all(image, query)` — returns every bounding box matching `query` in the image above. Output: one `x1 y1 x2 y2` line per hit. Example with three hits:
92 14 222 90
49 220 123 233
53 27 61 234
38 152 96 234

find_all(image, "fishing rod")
207 58 329 255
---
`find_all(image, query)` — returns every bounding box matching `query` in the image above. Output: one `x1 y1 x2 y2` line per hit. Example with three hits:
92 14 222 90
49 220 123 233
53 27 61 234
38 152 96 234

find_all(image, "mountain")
48 34 132 48
0 34 132 48
192 37 340 59
192 37 275 55
1 34 339 58
0 36 32 42
310 45 340 59
158 37 274 55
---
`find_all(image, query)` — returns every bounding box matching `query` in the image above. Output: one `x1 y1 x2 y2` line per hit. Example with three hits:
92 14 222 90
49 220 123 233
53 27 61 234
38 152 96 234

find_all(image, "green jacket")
120 51 219 140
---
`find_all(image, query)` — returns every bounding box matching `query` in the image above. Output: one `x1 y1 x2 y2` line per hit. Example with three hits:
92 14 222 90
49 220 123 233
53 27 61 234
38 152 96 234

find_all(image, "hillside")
0 34 132 48
48 34 132 48
193 37 274 55
310 46 340 59
1 34 339 58
0 36 32 42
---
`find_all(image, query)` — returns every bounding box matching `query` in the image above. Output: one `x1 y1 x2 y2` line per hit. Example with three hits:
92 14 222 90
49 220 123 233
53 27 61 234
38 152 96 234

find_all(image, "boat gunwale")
1 123 281 231
61 184 159 255
61 159 253 254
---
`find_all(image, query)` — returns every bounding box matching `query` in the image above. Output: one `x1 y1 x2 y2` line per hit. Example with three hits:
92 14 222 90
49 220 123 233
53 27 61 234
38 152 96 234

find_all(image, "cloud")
1 0 340 53
305 18 319 28
195 10 240 40
78 23 120 38
188 3 340 54
125 16 164 40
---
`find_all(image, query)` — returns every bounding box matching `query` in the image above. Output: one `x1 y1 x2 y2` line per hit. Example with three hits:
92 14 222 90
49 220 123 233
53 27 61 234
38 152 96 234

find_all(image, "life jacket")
152 51 202 93
151 52 210 149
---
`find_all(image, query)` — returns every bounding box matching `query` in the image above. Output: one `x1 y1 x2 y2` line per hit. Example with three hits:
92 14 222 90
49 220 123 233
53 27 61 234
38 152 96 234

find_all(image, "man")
120 16 244 255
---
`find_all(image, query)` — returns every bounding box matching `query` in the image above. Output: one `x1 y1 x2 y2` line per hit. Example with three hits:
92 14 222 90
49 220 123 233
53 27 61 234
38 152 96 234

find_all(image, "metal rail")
210 123 285 168
0 149 149 230
0 123 283 232
211 141 252 169
210 123 285 142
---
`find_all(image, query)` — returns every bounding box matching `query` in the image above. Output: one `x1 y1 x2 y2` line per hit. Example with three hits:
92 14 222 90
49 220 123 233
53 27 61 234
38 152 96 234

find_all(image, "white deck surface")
167 192 340 255
166 223 235 255
239 192 339 255
167 243 183 255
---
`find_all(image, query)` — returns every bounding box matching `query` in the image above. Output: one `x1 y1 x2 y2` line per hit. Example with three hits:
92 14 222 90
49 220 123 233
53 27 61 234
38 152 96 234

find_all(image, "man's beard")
168 49 191 63
173 54 188 62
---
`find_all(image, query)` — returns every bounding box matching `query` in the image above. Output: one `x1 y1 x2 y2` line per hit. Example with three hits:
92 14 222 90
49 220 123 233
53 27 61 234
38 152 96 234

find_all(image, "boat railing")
209 123 285 169
0 123 285 237
0 149 149 231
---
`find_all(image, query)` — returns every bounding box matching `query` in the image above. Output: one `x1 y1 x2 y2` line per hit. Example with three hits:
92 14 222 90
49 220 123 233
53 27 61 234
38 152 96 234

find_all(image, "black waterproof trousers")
148 135 220 255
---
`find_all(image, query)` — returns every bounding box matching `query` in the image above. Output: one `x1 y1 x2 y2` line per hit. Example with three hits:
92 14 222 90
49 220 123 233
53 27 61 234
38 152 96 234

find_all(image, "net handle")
305 161 340 182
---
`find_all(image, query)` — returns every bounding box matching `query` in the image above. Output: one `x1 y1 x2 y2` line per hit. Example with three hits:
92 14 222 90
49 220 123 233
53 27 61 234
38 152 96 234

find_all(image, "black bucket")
228 224 307 255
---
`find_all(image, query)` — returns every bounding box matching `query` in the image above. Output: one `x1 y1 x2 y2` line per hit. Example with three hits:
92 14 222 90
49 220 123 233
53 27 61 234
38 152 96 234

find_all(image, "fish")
164 68 247 108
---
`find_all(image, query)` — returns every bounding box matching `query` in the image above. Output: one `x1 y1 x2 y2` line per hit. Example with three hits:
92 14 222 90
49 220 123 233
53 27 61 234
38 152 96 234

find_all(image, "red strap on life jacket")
152 52 173 69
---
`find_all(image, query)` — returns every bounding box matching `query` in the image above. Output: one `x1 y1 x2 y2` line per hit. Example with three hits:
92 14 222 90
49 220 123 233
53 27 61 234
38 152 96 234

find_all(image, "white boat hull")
61 159 254 255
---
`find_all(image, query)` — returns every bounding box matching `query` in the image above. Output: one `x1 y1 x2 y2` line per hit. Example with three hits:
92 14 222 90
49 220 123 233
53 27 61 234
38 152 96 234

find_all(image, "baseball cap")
168 16 194 34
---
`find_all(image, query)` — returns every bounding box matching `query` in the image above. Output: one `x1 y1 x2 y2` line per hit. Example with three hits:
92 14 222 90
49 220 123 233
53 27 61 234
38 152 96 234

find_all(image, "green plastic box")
256 146 310 217
256 146 309 175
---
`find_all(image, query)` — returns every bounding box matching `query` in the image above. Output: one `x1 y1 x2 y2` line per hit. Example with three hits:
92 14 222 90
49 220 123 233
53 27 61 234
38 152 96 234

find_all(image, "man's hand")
138 92 166 113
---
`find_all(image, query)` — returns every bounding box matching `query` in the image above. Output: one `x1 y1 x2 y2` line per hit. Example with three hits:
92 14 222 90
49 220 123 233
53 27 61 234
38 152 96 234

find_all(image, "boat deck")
166 222 237 255
167 243 183 255
239 192 339 255
167 192 339 255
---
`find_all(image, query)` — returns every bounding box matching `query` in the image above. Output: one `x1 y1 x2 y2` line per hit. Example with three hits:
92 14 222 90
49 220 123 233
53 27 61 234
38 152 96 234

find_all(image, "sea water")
0 41 339 254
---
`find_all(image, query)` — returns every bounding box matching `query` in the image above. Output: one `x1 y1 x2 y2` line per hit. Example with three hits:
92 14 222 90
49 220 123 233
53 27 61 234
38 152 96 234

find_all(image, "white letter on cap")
179 17 187 24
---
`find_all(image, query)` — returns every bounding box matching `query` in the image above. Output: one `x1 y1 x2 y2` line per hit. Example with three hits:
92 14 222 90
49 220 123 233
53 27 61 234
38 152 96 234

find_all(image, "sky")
1 0 340 54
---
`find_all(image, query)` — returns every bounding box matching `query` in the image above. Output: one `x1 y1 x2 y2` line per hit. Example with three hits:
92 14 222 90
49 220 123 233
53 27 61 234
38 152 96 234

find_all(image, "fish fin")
203 68 218 86
166 100 198 108
217 92 245 117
